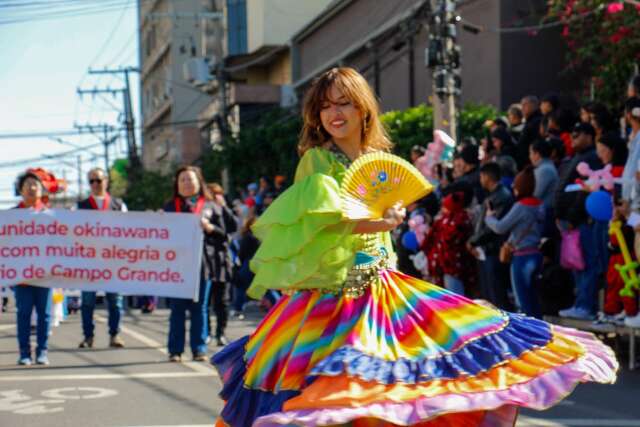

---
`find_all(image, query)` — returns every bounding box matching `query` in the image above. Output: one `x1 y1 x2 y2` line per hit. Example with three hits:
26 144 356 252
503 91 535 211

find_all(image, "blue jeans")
81 292 123 338
510 253 542 319
572 221 608 315
478 255 512 310
232 263 253 312
443 274 465 295
15 285 51 359
168 278 211 356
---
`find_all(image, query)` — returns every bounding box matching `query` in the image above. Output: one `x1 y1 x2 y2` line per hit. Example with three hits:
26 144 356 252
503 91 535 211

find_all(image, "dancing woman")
212 67 617 427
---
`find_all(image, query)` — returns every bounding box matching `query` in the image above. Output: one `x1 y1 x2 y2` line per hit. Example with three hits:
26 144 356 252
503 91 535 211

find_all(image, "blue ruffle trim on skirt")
211 336 300 427
309 313 553 384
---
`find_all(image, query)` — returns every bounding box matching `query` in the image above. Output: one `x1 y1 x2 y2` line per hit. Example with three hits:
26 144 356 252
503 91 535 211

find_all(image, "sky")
0 1 142 208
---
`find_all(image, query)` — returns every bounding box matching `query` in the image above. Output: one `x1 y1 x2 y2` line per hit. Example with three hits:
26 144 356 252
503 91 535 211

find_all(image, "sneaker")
193 353 208 362
612 311 627 326
35 352 50 365
237 313 245 320
216 336 229 347
624 313 640 328
168 354 182 362
593 312 620 325
17 357 32 366
558 306 596 320
78 337 94 348
109 335 125 348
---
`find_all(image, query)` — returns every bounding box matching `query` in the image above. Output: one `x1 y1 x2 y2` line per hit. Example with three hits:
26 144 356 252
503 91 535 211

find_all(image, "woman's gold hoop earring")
316 124 323 135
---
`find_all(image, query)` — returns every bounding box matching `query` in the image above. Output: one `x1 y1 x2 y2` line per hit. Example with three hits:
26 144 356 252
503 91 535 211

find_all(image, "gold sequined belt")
342 249 389 298
280 249 389 298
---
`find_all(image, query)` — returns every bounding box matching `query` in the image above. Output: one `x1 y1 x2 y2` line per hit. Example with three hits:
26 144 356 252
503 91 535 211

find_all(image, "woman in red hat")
12 169 55 366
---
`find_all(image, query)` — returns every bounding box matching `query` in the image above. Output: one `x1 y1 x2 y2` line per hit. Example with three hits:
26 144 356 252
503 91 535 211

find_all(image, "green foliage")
108 158 129 198
381 104 434 159
381 102 500 157
458 102 501 140
547 1 640 108
122 168 173 211
201 108 301 194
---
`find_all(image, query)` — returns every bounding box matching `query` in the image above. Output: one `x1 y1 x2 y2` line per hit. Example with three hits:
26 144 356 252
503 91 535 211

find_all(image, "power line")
0 1 137 25
0 141 105 168
459 3 605 34
87 0 131 69
106 30 138 67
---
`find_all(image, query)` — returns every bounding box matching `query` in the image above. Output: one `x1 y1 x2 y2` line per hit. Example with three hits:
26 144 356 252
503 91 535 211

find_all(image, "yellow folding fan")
340 152 433 220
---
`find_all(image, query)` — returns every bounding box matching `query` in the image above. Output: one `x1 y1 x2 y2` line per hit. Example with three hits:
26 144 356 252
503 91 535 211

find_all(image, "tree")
547 1 640 107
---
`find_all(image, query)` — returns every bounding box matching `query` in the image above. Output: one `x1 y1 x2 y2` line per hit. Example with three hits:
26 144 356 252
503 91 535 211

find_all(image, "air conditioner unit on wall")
183 58 214 87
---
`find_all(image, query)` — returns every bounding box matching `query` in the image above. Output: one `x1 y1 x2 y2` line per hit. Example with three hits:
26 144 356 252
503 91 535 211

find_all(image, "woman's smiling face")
319 84 363 143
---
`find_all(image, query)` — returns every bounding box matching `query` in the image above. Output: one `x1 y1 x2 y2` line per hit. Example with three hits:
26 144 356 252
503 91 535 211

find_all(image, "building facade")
139 0 216 172
291 0 570 112
197 0 332 153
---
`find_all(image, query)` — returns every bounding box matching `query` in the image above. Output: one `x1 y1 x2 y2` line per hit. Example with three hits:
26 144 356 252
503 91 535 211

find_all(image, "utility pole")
81 66 141 168
427 0 461 142
74 123 118 173
77 155 83 200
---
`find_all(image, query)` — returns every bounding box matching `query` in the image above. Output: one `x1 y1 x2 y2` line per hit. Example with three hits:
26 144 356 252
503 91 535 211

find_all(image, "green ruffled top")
247 147 396 299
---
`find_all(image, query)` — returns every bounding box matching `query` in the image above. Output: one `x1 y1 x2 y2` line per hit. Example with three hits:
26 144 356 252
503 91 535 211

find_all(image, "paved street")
1 304 640 427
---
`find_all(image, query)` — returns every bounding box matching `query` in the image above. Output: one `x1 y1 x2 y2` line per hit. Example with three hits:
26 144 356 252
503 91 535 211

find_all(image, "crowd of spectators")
397 75 640 329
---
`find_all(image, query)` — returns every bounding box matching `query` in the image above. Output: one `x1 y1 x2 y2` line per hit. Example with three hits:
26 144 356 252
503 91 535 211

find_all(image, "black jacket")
163 198 237 282
442 167 484 207
517 110 543 168
554 146 602 224
469 183 514 255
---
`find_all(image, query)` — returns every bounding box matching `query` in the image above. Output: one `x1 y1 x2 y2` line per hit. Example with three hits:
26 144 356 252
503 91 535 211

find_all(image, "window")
226 0 247 56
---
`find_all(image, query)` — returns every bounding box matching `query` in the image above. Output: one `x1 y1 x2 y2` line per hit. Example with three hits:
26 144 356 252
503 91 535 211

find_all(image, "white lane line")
124 425 213 427
0 372 212 382
518 417 640 426
95 315 218 376
0 324 14 331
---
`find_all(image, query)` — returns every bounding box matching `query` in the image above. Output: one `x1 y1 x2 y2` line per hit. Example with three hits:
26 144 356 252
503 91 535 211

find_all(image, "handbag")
499 221 535 264
499 241 515 264
560 228 585 271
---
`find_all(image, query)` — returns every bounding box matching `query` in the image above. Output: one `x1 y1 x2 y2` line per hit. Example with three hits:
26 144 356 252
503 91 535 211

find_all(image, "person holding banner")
77 168 126 349
12 170 54 366
163 166 216 362
205 182 237 347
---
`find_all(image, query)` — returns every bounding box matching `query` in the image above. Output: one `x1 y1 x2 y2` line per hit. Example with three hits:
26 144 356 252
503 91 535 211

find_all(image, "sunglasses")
89 179 103 184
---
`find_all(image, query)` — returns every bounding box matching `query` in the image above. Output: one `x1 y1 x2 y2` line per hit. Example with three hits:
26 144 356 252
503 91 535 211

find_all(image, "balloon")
609 221 640 298
401 231 419 252
414 154 435 179
585 190 613 221
408 214 427 246
576 162 614 192
434 130 456 147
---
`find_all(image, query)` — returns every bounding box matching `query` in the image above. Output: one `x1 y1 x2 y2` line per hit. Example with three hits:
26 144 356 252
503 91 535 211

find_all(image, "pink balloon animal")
575 162 615 192
408 214 428 247
414 130 456 180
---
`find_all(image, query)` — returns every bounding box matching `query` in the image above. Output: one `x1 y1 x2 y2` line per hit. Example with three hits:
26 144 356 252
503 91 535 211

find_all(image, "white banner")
0 209 203 300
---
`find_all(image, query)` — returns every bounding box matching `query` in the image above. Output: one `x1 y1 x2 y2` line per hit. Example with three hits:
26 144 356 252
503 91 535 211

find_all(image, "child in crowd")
423 192 476 296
